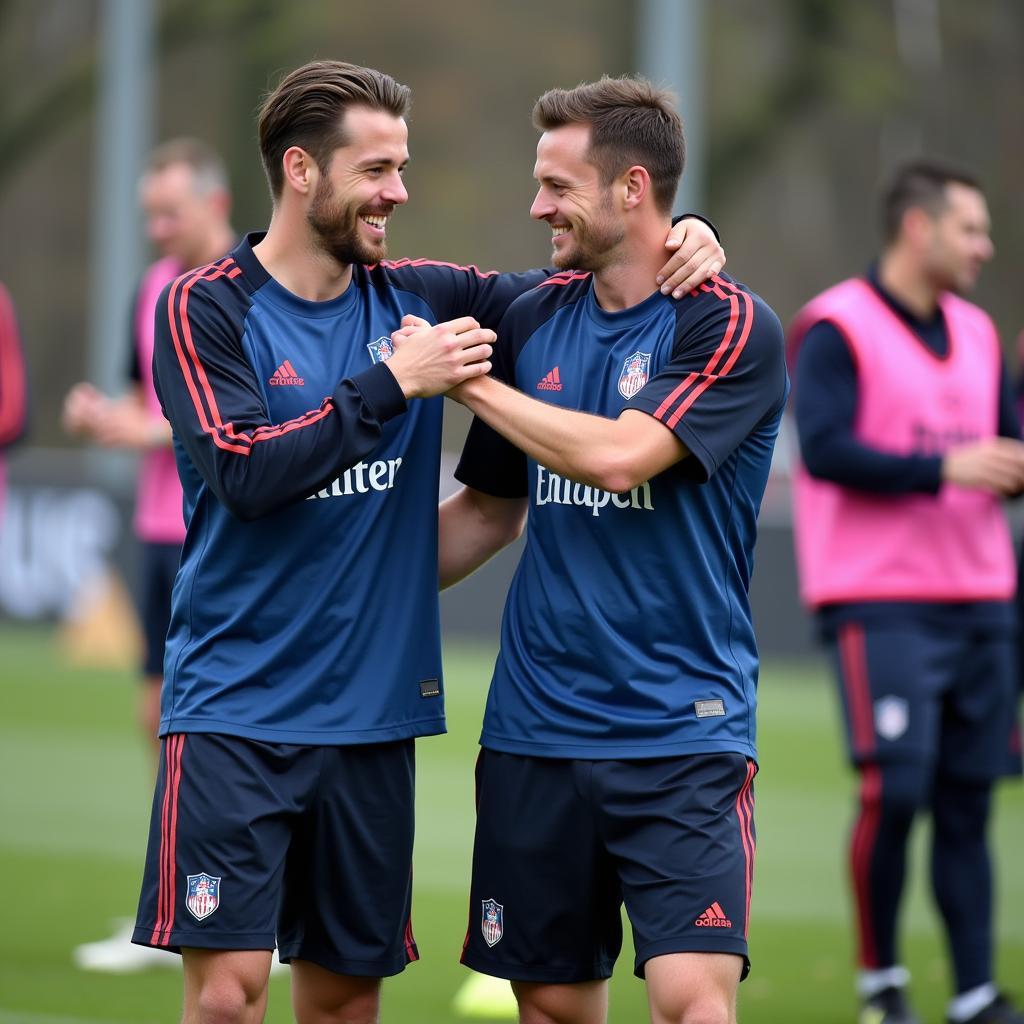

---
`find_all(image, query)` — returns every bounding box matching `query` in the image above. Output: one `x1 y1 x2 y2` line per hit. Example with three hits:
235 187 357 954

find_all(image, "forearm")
167 367 405 521
438 487 526 589
456 376 626 491
799 429 943 494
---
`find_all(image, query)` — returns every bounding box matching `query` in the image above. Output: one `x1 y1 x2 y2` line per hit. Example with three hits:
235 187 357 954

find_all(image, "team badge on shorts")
618 351 651 399
367 336 394 364
185 873 221 921
481 898 504 947
874 696 909 741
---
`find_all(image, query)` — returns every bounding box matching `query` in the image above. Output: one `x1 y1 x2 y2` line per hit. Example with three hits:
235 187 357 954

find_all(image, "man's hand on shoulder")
656 216 725 299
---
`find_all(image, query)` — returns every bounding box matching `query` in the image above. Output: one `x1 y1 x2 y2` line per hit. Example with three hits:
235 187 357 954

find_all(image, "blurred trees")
1 0 1021 447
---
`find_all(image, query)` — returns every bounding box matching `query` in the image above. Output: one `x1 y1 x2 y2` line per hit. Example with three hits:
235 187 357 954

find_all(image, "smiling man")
127 61 725 1024
424 76 788 1024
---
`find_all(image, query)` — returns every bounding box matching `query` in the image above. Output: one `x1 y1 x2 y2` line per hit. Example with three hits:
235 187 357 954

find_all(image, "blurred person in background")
789 159 1024 1024
64 137 235 973
0 281 28 527
428 74 787 1024
125 59 723 1024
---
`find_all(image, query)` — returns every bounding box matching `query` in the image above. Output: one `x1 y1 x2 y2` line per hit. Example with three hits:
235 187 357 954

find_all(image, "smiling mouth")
361 214 388 231
551 225 571 238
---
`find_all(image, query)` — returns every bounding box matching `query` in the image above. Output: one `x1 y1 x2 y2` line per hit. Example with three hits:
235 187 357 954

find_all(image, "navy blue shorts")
133 734 418 977
137 541 180 678
460 750 756 984
826 611 1018 784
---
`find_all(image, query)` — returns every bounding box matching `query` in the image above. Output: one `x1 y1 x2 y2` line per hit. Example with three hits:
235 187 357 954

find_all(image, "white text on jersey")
535 465 653 517
306 458 403 500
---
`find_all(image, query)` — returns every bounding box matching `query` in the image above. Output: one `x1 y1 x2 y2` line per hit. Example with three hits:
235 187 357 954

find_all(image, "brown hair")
145 137 229 196
532 75 684 214
882 158 982 243
257 60 411 199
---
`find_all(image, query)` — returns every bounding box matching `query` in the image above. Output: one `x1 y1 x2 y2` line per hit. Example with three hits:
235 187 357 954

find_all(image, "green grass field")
0 622 1021 1023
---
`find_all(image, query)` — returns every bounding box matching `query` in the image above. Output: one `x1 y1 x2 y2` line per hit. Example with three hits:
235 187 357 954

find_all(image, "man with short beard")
129 60 725 1024
789 160 1024 1024
428 75 787 1024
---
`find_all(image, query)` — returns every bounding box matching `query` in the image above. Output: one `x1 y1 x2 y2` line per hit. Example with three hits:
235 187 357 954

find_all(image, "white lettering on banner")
535 465 653 517
0 487 121 618
307 457 403 501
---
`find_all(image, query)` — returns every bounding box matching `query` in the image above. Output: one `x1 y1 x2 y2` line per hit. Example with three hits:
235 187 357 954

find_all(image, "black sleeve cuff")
672 212 720 243
913 454 944 494
348 361 408 423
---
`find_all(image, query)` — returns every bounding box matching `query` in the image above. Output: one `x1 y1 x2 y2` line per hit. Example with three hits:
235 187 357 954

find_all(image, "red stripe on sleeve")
652 280 742 422
167 262 251 454
664 289 755 429
168 261 337 456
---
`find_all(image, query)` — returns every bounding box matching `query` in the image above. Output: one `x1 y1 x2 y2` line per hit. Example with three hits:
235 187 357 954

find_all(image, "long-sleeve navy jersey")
456 273 789 760
153 233 548 744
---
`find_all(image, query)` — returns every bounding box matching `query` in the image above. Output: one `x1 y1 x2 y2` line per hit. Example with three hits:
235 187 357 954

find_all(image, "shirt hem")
479 734 756 761
807 589 1015 608
158 717 447 745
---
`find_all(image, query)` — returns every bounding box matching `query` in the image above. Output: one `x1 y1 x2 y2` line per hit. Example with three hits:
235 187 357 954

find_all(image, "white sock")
857 965 911 999
948 984 998 1023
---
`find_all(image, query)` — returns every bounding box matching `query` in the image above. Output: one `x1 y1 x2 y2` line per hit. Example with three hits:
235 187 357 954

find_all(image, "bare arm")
451 374 688 494
439 485 528 589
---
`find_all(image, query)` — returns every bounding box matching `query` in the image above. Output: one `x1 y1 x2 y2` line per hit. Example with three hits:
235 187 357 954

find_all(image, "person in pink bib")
64 138 236 973
0 282 28 528
789 160 1024 1024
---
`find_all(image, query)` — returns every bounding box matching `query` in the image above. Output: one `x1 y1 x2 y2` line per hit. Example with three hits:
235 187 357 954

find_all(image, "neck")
877 246 939 319
252 210 354 301
591 222 670 312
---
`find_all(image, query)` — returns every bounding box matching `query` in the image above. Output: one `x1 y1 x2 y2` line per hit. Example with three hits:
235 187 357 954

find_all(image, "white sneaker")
73 921 178 973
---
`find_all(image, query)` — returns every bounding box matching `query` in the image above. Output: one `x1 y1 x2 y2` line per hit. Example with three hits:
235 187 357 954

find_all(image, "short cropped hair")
257 60 412 199
882 159 982 243
146 137 229 196
532 75 685 214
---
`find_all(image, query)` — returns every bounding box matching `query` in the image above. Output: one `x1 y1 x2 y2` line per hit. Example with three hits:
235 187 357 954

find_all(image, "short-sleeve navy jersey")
153 233 547 744
456 273 788 760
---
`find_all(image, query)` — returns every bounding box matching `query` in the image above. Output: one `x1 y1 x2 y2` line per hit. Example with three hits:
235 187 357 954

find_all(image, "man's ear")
622 165 651 210
902 206 933 247
281 146 317 197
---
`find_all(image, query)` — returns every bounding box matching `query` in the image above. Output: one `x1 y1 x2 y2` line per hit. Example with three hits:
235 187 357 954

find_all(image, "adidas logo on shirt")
694 901 732 928
537 366 563 391
269 360 304 386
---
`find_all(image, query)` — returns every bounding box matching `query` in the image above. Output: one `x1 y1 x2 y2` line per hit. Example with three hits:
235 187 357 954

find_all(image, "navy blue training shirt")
153 234 548 744
456 272 789 760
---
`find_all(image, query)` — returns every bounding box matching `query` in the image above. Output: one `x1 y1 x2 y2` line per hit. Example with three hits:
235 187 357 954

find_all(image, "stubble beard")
552 201 624 273
308 177 386 267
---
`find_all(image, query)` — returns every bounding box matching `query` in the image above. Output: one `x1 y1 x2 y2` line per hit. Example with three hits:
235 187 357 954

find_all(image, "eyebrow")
359 156 410 171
